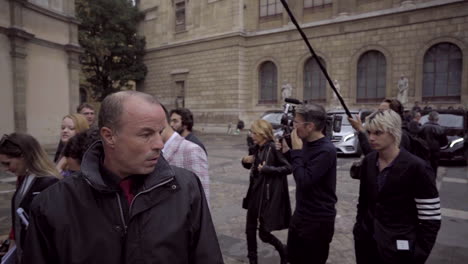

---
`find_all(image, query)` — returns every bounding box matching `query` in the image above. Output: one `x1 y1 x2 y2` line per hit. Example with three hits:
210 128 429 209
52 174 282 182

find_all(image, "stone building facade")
0 0 80 145
138 0 468 131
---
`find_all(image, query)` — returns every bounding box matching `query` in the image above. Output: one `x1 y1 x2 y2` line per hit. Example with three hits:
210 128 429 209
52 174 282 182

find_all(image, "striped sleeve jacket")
356 149 441 264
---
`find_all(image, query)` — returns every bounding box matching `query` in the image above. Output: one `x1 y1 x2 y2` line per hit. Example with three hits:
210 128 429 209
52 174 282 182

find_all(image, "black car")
419 109 468 165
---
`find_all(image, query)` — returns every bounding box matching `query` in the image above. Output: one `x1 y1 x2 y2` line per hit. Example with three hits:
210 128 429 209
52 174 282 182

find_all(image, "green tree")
76 0 147 101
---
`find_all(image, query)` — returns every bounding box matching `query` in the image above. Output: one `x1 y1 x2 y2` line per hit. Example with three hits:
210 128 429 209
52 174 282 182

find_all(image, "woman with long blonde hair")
0 133 60 263
55 114 89 176
241 119 292 264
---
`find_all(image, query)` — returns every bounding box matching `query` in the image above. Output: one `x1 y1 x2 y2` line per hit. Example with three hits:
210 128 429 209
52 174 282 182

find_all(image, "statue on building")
281 81 293 102
397 75 409 105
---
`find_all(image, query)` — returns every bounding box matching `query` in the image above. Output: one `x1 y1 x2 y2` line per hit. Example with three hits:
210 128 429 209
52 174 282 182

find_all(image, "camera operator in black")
241 119 291 264
281 103 337 264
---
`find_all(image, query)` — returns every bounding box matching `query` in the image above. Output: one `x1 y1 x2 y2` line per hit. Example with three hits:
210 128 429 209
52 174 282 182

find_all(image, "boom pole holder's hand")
279 0 352 118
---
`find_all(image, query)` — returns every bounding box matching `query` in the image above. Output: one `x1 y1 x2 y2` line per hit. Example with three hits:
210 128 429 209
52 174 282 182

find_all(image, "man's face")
80 107 95 126
108 98 165 176
378 102 390 111
414 113 421 121
367 129 395 151
170 113 185 134
293 114 312 140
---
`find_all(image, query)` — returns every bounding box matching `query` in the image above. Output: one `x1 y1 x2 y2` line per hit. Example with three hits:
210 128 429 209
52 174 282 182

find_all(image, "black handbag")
350 159 363 180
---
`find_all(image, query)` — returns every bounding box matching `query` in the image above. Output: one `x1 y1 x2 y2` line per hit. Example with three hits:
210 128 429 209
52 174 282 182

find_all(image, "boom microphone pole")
279 0 352 118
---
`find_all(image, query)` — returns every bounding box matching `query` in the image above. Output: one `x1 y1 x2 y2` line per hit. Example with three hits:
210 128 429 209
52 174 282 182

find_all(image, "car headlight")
343 134 355 142
449 138 464 148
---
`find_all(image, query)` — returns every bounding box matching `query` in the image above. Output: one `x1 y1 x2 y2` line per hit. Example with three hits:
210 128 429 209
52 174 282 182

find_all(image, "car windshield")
420 114 464 128
262 112 283 125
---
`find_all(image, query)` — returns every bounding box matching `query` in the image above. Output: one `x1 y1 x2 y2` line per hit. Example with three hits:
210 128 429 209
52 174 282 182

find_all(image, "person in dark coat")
349 99 411 156
22 91 223 264
419 111 448 176
0 133 60 263
242 119 291 264
354 110 441 264
281 103 337 264
408 111 422 136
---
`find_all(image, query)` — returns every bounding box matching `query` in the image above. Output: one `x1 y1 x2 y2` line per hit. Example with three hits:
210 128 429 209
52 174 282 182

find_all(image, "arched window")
259 61 278 104
423 42 462 101
357 51 386 102
304 57 326 102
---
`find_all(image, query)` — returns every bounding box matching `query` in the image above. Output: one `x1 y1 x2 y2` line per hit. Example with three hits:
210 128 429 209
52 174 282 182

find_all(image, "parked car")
327 110 364 156
419 109 468 165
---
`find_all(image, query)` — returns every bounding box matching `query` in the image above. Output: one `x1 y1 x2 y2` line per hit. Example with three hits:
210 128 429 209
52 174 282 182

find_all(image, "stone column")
65 44 82 114
8 28 34 133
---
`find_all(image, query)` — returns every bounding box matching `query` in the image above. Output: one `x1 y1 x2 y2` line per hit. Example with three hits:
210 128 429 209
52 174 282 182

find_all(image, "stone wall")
0 0 80 145
140 0 468 131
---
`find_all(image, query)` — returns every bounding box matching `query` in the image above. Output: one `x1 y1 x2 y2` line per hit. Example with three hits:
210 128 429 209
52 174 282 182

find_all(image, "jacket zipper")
129 177 174 217
266 183 270 201
115 194 128 234
115 177 175 235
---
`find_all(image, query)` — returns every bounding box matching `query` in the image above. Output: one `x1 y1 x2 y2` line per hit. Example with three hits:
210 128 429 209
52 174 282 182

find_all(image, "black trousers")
287 221 334 264
245 208 286 261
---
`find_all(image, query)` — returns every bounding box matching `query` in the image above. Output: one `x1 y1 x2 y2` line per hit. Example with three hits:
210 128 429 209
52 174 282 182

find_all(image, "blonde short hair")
364 109 402 147
63 113 89 133
250 119 275 142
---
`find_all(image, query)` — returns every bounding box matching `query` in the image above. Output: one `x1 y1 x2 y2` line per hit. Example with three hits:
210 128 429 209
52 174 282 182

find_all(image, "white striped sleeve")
415 197 441 221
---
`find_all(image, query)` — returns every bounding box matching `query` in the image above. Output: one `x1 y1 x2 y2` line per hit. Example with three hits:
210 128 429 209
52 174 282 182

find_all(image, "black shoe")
249 258 258 264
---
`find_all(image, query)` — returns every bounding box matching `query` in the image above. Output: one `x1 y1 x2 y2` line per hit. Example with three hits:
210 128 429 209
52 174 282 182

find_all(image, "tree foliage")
76 0 147 101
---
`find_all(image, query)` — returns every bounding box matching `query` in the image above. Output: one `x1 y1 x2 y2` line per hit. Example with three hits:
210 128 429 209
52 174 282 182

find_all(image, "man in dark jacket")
282 103 337 264
22 91 223 264
354 109 440 264
419 111 448 176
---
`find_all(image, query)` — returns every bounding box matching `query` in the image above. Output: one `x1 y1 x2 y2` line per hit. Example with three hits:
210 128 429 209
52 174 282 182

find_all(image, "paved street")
0 132 467 263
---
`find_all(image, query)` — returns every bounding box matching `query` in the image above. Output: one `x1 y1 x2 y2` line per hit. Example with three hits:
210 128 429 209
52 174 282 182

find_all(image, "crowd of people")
0 90 446 264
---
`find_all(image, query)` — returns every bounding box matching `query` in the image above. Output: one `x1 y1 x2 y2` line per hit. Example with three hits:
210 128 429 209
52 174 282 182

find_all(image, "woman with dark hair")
241 120 291 264
0 133 60 263
62 128 100 172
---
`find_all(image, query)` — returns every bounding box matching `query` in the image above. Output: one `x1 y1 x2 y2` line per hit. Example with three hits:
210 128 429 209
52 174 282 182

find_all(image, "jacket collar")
81 141 175 193
369 149 412 196
161 133 185 163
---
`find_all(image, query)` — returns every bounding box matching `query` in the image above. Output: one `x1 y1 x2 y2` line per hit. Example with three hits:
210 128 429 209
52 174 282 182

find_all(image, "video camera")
280 98 342 148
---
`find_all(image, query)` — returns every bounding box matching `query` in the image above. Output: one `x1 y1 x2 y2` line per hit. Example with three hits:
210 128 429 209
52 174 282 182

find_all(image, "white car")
327 110 367 156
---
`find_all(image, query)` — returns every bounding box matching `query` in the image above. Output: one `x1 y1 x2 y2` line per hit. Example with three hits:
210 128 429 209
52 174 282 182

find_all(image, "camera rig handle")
280 0 352 118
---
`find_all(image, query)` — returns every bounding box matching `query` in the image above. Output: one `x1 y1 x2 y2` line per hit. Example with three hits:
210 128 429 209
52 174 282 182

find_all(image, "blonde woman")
0 133 60 263
241 119 291 264
55 114 89 176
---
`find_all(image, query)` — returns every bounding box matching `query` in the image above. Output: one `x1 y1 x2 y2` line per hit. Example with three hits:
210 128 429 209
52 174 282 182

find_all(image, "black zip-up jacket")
419 122 447 152
354 149 441 264
11 175 58 262
242 141 292 232
22 141 223 264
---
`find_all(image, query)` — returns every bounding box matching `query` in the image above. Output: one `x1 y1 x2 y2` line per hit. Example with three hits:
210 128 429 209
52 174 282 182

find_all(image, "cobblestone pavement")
0 132 466 264
204 133 358 264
